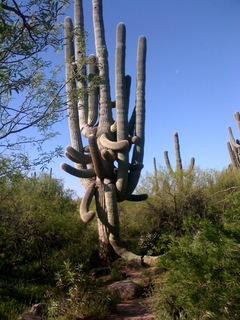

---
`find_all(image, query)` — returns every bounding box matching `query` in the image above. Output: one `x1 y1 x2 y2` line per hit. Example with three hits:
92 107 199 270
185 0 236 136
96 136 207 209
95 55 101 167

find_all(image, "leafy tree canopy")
0 0 69 175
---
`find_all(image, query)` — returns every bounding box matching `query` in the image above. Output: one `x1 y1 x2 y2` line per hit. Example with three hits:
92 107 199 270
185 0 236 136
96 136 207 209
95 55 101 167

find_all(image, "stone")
108 280 142 300
17 303 44 320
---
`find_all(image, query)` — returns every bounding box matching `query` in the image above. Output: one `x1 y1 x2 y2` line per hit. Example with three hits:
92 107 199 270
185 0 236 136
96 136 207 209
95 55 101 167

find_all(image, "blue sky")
49 0 240 197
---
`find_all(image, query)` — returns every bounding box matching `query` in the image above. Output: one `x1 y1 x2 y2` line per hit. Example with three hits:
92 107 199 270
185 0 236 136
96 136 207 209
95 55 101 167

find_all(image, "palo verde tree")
61 0 158 265
0 0 69 175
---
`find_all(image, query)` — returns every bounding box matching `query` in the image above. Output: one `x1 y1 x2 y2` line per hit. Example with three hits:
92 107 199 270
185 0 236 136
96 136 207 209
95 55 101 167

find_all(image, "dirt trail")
104 266 159 320
105 298 155 320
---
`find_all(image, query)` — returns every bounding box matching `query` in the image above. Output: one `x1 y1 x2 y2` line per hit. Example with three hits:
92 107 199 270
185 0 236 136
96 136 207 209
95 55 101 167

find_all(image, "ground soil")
103 266 160 320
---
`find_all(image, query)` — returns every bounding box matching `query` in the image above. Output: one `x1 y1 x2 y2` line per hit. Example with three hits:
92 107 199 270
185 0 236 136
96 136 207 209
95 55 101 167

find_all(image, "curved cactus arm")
80 181 96 222
164 150 174 175
228 126 240 149
87 54 99 126
101 149 116 162
92 0 113 132
65 145 92 164
88 134 106 179
126 36 146 198
109 236 158 266
61 163 95 178
115 23 129 197
100 133 129 151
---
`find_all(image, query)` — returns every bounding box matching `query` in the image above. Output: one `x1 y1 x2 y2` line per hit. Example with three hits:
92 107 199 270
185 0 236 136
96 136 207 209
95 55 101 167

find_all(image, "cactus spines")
61 0 156 264
227 111 240 169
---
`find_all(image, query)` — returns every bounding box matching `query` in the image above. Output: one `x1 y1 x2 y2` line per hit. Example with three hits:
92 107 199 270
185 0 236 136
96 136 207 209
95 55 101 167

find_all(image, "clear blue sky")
49 0 240 197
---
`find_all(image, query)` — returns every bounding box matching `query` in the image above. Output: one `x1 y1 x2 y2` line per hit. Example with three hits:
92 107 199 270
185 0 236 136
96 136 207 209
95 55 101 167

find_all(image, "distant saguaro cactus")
163 132 195 188
227 112 240 169
61 0 157 265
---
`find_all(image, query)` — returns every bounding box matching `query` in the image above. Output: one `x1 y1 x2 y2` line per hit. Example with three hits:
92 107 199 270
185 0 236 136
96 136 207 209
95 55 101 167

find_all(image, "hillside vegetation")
0 166 240 319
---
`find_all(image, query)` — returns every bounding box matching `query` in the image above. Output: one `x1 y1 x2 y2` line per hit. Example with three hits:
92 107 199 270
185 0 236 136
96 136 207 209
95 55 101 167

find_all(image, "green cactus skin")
164 132 195 178
227 112 240 169
80 181 96 222
61 0 157 265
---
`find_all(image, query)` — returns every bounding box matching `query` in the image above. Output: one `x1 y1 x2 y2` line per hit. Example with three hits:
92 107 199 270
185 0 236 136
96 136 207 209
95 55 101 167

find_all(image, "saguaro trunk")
61 0 158 266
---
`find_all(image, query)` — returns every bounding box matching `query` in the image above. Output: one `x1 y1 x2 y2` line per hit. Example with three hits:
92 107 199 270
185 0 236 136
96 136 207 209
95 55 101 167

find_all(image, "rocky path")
104 265 160 320
105 298 155 320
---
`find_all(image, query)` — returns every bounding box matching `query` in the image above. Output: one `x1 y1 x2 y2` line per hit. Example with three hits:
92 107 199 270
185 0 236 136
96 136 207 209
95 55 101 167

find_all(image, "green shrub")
47 260 118 319
153 193 240 319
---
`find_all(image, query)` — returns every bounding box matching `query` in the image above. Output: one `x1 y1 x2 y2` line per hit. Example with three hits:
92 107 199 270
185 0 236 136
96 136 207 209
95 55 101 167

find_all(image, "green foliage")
47 260 118 319
0 1 69 173
153 193 240 320
0 172 98 319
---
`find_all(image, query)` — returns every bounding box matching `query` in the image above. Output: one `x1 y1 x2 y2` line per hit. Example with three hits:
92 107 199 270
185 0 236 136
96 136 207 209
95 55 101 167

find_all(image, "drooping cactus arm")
92 0 113 132
126 36 147 198
61 162 95 178
88 134 106 179
100 133 129 151
80 181 96 222
65 145 92 164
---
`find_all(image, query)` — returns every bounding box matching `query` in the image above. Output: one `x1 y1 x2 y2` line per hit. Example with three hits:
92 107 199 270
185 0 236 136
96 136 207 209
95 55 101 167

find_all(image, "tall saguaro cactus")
227 111 240 169
61 0 157 265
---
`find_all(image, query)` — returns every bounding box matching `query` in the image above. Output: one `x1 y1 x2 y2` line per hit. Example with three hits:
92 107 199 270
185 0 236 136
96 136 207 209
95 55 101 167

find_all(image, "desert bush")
0 173 98 319
153 192 240 320
47 260 118 319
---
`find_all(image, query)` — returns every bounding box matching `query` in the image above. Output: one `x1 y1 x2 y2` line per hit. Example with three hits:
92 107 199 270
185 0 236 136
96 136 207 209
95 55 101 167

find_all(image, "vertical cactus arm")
128 106 136 138
115 23 129 197
173 132 183 172
126 36 147 198
234 111 240 132
227 141 239 169
104 179 120 237
64 16 83 153
74 0 89 132
153 157 159 192
80 181 96 222
184 157 195 176
87 54 99 126
92 0 113 132
164 150 174 175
